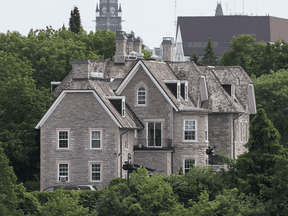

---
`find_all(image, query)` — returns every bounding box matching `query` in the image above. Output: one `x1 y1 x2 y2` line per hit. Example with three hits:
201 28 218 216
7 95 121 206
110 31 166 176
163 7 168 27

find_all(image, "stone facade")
36 32 256 191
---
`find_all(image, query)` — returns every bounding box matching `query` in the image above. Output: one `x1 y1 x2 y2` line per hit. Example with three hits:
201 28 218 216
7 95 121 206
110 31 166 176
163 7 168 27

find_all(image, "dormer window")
137 87 146 105
222 84 235 100
108 96 126 117
181 81 188 101
165 80 188 101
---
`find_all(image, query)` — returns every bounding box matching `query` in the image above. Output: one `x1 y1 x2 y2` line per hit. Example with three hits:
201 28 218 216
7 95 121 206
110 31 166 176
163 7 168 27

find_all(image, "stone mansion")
35 31 257 191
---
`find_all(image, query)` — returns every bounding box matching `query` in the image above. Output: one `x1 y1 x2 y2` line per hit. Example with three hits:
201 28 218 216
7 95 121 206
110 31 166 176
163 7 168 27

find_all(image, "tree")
69 6 82 34
191 52 199 65
0 52 52 183
201 38 218 66
253 69 288 147
142 44 152 60
235 109 284 197
0 146 25 215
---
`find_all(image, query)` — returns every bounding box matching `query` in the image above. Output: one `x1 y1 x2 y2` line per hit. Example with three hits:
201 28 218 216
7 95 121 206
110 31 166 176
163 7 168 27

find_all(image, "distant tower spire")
96 3 99 12
215 2 224 16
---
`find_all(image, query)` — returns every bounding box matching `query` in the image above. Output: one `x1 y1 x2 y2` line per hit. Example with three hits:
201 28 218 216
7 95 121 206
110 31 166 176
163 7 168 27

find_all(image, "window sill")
182 140 198 143
89 148 102 150
57 148 71 150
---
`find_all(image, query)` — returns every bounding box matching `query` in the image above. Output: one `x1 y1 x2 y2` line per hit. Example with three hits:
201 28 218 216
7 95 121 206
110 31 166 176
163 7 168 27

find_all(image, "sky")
1 0 288 49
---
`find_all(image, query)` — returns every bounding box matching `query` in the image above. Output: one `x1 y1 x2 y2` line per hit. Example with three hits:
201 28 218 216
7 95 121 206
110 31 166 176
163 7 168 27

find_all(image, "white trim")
185 81 188 101
183 120 197 142
231 84 235 100
90 162 102 182
115 61 179 111
90 130 102 149
134 130 137 138
177 81 181 101
183 159 197 174
50 82 61 85
35 90 122 129
200 76 208 101
125 138 128 150
57 129 69 149
137 87 146 106
205 118 208 142
107 96 126 100
163 80 179 83
248 84 257 114
122 98 125 117
58 162 69 182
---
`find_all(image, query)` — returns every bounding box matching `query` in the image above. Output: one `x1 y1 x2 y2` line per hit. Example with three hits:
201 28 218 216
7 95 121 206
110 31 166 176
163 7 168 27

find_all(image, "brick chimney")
114 31 127 64
162 37 175 62
72 60 91 79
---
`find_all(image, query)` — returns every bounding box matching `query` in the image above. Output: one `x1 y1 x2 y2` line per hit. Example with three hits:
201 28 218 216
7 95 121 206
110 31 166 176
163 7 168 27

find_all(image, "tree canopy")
69 6 82 34
200 38 218 66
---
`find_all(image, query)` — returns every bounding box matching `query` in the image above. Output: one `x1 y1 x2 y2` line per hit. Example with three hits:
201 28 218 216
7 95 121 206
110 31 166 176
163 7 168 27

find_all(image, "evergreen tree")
69 6 82 34
191 52 199 65
201 38 218 66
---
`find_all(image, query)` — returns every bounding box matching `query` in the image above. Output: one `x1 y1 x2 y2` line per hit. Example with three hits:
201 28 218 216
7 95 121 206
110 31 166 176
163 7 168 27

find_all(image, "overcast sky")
1 0 288 49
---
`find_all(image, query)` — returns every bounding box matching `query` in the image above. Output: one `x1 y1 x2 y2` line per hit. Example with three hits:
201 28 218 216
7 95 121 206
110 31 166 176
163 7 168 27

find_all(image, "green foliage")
169 165 223 206
253 69 288 147
191 52 199 65
0 52 52 183
0 146 25 215
201 38 218 66
178 167 183 175
69 6 82 34
142 44 152 60
37 189 95 215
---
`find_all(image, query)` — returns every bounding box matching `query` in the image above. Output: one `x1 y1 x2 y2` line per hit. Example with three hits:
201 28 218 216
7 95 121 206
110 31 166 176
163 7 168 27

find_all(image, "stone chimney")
114 31 127 64
126 33 134 54
162 37 174 62
134 37 143 54
72 60 91 79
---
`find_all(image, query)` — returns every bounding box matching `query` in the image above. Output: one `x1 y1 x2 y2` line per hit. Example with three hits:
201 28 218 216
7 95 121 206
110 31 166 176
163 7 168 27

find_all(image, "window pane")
91 164 101 181
59 131 68 139
92 131 100 139
155 123 162 146
92 140 100 148
148 122 154 146
59 140 68 148
184 159 195 174
185 131 195 140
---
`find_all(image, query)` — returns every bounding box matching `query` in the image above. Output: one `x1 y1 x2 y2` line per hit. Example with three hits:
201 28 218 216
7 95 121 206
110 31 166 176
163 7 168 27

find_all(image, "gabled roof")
115 60 195 111
35 80 143 130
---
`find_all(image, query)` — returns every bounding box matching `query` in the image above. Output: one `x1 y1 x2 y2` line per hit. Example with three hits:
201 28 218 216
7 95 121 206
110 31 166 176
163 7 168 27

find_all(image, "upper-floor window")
91 130 101 149
184 120 197 141
58 130 69 149
137 87 146 105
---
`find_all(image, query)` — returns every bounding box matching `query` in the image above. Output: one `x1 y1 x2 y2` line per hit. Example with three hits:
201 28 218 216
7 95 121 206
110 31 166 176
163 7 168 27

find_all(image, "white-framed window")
147 122 162 147
205 119 208 142
122 98 125 117
90 130 102 149
58 130 69 149
58 163 69 182
183 159 197 174
184 120 197 141
90 163 101 182
137 87 146 105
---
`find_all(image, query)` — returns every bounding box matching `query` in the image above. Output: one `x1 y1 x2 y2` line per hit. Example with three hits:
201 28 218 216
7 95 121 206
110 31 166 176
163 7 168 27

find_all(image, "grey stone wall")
40 92 120 191
172 111 208 174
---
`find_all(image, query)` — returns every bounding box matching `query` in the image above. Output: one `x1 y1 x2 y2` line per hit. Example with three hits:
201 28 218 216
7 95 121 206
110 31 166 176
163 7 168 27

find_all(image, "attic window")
109 97 125 117
166 83 178 98
177 81 180 101
222 84 235 100
181 81 188 101
51 82 61 93
165 81 181 101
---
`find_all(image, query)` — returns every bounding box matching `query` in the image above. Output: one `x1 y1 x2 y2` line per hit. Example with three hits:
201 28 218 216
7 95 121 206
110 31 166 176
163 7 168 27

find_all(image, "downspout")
233 114 242 159
120 130 127 178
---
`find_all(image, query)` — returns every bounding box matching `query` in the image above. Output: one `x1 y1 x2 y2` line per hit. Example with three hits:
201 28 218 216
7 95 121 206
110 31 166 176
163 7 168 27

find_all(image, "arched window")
137 87 146 105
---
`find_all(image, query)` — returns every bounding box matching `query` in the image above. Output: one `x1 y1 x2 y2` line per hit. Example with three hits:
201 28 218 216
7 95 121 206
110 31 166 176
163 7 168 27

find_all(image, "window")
231 84 235 100
125 139 128 150
58 131 69 148
91 130 101 149
184 120 197 141
183 159 196 174
137 87 146 105
185 82 188 101
58 163 69 182
181 82 188 101
134 130 137 138
147 122 162 147
246 123 248 142
91 163 101 181
205 119 208 142
240 122 243 142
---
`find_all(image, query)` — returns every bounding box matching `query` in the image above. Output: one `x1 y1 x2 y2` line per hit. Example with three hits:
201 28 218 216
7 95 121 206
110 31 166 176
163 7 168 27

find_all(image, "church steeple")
215 2 224 16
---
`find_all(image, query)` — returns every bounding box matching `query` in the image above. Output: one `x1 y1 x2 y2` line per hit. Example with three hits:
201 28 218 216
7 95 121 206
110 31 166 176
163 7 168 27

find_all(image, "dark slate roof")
72 60 90 64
